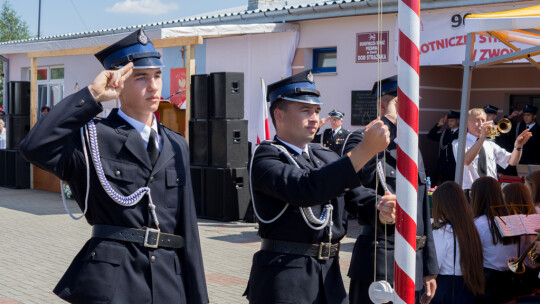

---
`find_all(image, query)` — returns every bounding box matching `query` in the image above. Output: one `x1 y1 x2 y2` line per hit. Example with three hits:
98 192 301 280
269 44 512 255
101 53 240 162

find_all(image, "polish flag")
256 77 271 144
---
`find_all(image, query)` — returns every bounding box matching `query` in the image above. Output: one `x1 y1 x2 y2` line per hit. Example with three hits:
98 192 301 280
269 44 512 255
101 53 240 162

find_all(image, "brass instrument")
486 118 512 140
507 234 540 274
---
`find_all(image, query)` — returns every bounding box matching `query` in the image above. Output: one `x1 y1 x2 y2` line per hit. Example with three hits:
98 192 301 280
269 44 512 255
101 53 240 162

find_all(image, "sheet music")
494 214 540 237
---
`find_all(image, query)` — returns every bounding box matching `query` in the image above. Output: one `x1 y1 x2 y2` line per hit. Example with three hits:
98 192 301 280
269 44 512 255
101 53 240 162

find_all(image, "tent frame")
454 31 540 184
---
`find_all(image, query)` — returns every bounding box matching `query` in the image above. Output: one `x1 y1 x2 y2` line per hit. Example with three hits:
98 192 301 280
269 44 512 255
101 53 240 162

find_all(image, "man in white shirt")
453 108 532 190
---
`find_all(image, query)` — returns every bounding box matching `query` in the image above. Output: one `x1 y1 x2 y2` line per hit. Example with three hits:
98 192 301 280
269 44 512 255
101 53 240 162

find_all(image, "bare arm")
508 129 532 166
464 121 491 166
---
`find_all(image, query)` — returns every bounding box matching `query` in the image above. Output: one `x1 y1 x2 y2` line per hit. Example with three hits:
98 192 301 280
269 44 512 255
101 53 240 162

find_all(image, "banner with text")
416 3 538 66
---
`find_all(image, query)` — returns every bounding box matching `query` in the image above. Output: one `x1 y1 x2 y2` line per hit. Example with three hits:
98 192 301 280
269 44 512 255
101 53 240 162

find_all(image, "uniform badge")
307 71 314 83
138 32 149 45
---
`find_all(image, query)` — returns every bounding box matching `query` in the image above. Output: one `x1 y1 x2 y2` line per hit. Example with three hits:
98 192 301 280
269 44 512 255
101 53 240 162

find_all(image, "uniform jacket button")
149 176 154 183
176 178 179 183
77 100 85 107
344 188 350 192
115 170 121 176
91 252 96 258
150 255 156 263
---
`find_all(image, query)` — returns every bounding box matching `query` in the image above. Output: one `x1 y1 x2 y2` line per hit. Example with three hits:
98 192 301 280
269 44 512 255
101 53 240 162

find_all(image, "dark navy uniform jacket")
20 88 209 304
516 121 540 165
427 125 459 180
322 128 351 156
343 116 439 290
245 138 378 304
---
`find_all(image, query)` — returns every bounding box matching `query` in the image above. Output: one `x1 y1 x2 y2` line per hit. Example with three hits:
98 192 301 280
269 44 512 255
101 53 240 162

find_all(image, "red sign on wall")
356 31 389 63
170 68 187 107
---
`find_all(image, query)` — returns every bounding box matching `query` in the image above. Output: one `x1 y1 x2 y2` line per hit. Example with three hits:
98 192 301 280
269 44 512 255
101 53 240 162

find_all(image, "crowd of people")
7 27 540 304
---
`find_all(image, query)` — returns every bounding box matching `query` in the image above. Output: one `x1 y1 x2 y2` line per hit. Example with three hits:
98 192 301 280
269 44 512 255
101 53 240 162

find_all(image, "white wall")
296 14 398 132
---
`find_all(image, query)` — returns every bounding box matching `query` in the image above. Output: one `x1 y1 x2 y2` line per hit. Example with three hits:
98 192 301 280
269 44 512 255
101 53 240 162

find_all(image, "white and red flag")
256 77 271 144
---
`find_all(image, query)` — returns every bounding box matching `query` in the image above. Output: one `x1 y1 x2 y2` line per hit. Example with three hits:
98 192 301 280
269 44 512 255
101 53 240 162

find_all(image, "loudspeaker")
7 81 30 116
190 166 206 217
189 120 209 166
209 72 244 119
191 74 209 119
0 150 5 186
210 119 248 168
2 149 30 189
204 167 250 221
6 115 30 149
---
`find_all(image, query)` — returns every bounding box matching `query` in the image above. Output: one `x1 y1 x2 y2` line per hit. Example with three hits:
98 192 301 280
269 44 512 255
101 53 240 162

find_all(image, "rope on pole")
395 0 420 302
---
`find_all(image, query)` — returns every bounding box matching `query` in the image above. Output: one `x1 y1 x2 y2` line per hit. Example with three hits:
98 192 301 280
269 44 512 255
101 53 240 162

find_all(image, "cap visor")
282 95 322 105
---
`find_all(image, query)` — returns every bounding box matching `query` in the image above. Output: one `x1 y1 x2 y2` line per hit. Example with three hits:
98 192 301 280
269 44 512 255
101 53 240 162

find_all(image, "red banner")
170 68 187 107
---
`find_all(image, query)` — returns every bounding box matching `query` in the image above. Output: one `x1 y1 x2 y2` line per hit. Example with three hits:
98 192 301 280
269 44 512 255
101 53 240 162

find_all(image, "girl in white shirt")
431 181 485 304
471 176 520 304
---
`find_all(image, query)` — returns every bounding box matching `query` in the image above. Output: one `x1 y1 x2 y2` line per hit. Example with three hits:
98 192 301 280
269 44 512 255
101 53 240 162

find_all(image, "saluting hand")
378 191 396 225
89 62 134 102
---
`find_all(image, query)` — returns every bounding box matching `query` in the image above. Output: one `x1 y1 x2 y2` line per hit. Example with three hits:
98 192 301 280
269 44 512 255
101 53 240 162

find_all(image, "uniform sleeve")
251 144 362 207
344 185 379 226
342 130 378 186
421 184 440 276
427 124 442 142
20 87 103 181
178 135 210 304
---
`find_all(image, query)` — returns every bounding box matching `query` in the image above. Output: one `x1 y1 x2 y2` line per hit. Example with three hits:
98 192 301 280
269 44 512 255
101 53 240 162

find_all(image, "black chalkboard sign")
351 90 378 126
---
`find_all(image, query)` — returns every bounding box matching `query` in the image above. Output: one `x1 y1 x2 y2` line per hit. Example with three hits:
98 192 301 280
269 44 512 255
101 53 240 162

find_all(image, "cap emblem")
138 32 149 45
307 71 314 83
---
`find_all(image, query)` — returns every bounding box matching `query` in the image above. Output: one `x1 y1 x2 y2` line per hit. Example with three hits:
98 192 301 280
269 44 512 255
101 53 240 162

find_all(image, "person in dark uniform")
20 29 209 304
343 75 439 304
515 105 540 165
244 70 397 304
427 110 460 184
321 109 351 155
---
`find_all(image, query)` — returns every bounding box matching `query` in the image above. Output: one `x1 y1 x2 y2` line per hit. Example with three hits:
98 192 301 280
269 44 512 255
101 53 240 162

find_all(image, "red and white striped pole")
395 0 420 302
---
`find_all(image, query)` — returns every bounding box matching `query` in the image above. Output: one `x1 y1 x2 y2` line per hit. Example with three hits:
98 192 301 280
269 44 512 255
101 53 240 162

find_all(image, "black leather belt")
260 238 340 260
92 224 185 249
357 225 427 250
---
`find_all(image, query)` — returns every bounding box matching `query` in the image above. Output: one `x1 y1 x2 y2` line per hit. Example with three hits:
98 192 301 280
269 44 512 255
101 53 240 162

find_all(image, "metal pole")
38 0 42 38
455 33 475 187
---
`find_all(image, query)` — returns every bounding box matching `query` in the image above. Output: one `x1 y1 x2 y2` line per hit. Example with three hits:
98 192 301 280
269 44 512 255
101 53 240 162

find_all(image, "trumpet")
486 118 512 139
507 234 540 274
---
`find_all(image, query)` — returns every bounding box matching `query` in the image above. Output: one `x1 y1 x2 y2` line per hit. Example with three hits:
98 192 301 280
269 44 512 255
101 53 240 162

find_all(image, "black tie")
301 151 315 168
477 144 487 177
147 129 159 167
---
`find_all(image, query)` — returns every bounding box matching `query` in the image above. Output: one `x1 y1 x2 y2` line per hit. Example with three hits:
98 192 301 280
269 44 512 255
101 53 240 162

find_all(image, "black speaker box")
190 166 206 217
0 150 5 187
189 120 209 166
210 119 248 168
7 81 30 116
6 115 30 149
204 167 250 221
191 74 209 119
209 72 244 119
1 149 30 189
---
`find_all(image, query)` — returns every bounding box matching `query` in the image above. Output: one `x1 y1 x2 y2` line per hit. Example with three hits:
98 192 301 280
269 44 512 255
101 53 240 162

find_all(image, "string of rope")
249 142 333 233
60 121 160 230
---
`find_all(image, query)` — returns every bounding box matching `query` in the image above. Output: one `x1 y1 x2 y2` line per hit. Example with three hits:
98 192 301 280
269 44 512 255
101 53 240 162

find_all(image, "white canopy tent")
455 5 540 184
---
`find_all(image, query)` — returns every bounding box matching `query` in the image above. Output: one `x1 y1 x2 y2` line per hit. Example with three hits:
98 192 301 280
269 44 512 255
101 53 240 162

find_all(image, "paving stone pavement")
0 187 360 304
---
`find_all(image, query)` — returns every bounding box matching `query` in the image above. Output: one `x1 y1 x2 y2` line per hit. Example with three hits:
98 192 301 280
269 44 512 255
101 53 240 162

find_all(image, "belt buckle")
144 228 160 248
318 242 331 260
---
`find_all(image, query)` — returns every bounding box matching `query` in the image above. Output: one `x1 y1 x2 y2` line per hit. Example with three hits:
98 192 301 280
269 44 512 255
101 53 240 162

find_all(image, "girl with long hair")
431 181 485 304
470 176 521 303
525 170 540 214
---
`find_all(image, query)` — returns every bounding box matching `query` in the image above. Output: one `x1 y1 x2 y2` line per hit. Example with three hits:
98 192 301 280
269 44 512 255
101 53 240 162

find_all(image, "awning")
465 5 540 46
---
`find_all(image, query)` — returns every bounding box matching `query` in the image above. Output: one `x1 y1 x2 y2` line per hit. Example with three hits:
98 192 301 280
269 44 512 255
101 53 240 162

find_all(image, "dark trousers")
349 279 421 304
431 275 474 304
475 268 516 304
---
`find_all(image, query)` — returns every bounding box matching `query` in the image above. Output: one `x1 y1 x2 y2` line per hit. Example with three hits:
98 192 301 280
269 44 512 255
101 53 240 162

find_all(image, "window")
313 47 337 74
29 66 64 119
